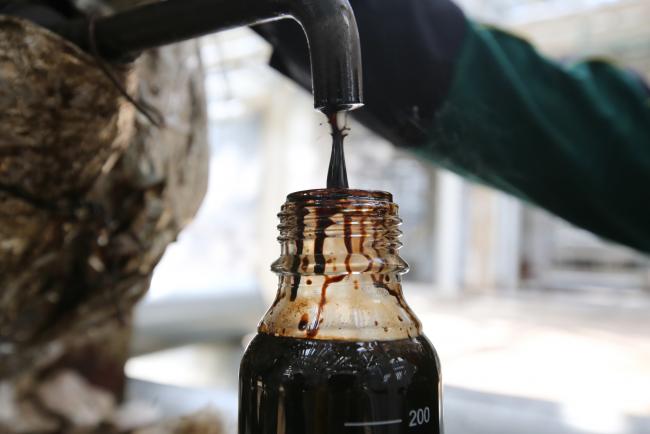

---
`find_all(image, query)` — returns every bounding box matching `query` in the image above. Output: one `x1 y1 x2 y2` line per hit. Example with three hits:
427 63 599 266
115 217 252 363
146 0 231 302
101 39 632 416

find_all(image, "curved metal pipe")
52 0 363 113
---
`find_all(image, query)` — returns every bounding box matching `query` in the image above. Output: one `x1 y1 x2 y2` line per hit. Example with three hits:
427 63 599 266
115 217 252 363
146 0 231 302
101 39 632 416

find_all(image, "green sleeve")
416 21 650 253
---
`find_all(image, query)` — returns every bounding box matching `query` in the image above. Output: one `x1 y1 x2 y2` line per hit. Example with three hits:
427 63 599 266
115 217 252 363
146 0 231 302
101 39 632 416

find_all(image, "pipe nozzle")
49 0 363 113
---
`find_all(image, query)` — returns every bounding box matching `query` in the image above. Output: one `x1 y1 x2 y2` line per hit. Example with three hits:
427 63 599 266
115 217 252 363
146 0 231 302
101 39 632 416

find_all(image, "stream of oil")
326 112 349 189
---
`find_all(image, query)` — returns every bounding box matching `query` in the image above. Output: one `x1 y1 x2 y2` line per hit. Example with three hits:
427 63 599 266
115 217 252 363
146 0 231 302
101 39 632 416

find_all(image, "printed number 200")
409 407 431 427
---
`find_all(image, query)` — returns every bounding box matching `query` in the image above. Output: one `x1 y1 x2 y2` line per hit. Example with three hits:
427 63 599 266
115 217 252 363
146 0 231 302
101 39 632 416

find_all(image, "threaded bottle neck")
272 188 408 277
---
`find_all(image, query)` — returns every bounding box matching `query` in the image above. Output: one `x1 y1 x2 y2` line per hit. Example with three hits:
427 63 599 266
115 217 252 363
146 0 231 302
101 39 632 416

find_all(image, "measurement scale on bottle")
344 406 432 428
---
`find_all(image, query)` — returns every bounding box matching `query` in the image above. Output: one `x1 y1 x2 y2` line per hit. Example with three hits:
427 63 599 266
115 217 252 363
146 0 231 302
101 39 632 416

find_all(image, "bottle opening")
287 188 392 203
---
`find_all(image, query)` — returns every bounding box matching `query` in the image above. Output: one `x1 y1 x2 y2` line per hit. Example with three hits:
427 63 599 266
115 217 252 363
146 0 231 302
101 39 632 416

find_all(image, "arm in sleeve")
426 22 650 254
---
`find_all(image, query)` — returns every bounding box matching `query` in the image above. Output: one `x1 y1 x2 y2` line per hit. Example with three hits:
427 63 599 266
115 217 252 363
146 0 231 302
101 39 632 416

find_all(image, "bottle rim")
287 188 392 204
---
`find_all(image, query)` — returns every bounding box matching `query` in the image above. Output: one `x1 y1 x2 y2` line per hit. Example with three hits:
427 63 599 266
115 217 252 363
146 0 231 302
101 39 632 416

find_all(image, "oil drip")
326 112 349 189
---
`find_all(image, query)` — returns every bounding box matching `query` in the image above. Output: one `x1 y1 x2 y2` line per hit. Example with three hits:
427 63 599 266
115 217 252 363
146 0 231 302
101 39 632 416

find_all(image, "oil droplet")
298 314 309 330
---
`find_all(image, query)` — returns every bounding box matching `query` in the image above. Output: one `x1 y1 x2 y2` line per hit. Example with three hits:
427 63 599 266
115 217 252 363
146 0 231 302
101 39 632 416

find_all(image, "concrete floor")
127 289 650 434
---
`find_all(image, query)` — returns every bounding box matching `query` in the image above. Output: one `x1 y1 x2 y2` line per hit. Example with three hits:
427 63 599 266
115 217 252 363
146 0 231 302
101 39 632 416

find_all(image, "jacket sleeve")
425 21 650 254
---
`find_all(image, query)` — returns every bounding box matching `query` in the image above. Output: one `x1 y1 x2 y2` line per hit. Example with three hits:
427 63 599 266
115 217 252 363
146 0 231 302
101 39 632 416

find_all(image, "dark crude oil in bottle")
238 115 442 434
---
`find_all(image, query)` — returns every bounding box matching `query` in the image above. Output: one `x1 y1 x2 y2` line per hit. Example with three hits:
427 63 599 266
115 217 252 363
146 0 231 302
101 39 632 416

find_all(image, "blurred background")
125 0 650 433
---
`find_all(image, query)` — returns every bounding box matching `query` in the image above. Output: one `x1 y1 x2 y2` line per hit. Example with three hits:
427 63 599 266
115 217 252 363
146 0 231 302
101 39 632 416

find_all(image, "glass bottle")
239 189 442 434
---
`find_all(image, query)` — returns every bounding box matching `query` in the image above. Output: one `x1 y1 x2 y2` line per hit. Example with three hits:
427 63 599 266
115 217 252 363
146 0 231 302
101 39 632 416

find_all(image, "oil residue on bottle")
265 189 420 340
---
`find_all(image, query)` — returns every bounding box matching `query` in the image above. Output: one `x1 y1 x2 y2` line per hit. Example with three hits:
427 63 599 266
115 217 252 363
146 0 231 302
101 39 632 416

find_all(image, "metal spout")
52 0 363 113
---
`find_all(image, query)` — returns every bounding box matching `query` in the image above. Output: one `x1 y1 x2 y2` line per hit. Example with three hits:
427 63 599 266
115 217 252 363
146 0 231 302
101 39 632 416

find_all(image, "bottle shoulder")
258 273 422 341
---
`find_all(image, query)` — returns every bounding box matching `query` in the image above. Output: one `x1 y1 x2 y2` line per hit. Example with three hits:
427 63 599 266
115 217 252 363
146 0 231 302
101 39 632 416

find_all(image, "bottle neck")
259 189 422 341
